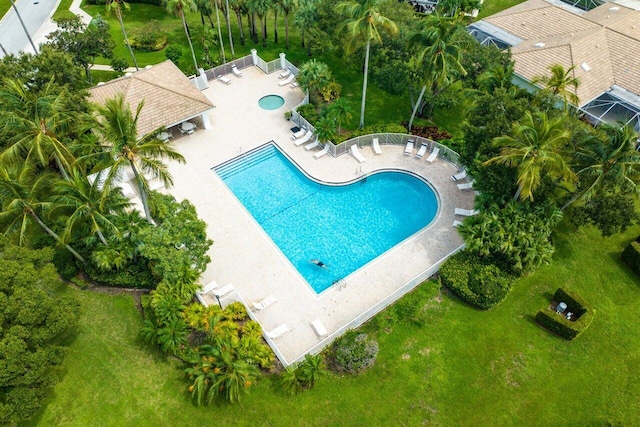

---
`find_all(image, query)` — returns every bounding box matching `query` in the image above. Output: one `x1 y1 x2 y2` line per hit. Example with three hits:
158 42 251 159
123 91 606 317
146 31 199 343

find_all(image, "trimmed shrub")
332 331 378 374
165 45 183 65
622 241 640 276
129 21 167 52
439 251 514 310
535 288 595 340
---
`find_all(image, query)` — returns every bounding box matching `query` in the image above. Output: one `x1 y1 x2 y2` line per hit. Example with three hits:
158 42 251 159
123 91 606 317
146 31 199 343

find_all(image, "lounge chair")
231 64 242 77
416 143 428 159
294 130 314 146
198 281 218 296
372 137 382 155
252 295 276 311
314 144 329 158
290 82 299 88
351 145 366 163
454 208 479 216
426 146 440 162
214 283 234 297
278 74 295 86
218 75 231 85
266 324 290 340
453 220 463 227
452 170 467 181
279 68 291 78
404 140 414 155
305 140 319 151
457 181 474 190
291 128 306 139
311 319 328 337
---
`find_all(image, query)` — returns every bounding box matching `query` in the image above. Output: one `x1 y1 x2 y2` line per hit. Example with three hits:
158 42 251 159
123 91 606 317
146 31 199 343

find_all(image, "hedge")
439 251 514 310
621 241 640 276
84 260 155 289
535 288 595 340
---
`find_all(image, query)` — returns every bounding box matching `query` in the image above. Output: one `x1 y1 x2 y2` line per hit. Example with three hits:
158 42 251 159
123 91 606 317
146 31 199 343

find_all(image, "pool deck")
164 66 475 365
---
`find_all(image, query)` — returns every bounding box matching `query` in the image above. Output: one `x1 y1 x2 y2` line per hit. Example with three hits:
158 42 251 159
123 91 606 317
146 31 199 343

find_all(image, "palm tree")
277 0 297 49
250 0 270 47
0 78 75 180
532 64 580 111
484 111 575 201
50 168 128 246
9 0 38 54
296 59 331 104
336 0 398 129
164 0 200 72
229 0 246 46
297 353 325 388
223 0 236 57
211 0 227 63
407 14 466 131
564 122 640 209
293 1 315 52
327 98 353 133
314 116 338 145
90 95 186 223
477 63 515 93
106 0 139 71
0 164 86 264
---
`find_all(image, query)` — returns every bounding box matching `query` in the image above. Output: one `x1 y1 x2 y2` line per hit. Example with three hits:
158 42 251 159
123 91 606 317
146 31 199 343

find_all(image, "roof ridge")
129 75 212 108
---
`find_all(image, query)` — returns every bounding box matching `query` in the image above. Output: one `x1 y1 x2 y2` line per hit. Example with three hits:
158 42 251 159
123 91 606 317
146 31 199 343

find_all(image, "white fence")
204 54 254 80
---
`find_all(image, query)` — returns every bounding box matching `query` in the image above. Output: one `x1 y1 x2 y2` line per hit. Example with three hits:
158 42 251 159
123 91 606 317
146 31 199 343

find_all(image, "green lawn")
0 0 9 21
477 0 527 19
31 223 640 425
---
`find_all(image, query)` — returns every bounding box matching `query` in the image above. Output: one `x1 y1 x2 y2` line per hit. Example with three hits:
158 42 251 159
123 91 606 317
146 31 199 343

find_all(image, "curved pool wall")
258 95 285 110
213 144 439 293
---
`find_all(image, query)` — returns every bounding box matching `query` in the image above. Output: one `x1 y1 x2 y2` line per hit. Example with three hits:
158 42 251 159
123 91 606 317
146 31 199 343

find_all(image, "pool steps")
214 146 277 180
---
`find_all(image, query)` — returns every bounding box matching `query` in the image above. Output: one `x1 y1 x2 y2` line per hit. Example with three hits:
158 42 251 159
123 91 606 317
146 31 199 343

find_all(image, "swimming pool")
214 144 438 293
258 95 285 110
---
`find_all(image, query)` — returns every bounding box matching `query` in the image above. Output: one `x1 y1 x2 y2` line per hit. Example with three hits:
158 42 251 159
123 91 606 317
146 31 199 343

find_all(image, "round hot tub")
258 95 285 110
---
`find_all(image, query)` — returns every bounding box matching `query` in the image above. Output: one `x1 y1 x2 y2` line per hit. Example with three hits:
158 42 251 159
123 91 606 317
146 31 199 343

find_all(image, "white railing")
204 54 254 80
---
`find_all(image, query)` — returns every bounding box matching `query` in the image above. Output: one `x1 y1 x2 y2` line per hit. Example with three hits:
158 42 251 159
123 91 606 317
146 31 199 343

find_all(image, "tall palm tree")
296 59 331 104
229 0 246 46
484 111 575 201
532 64 580 111
106 0 139 71
50 168 128 246
223 0 236 57
328 97 353 133
90 95 186 223
0 164 86 264
278 0 297 49
211 0 227 63
293 1 316 54
164 0 200 72
564 122 640 209
250 0 270 47
336 0 398 129
0 78 75 180
9 0 38 54
407 14 466 131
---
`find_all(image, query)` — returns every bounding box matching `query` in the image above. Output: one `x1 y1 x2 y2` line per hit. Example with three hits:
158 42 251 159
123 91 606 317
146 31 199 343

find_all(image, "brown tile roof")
482 0 640 106
89 60 214 137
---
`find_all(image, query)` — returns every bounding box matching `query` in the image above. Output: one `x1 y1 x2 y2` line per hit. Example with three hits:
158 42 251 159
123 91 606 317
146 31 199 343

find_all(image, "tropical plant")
327 97 353 133
477 62 515 93
294 1 316 53
297 353 325 388
211 0 227 63
164 0 200 72
249 0 270 47
314 115 338 143
531 64 580 111
277 0 297 49
484 111 575 201
336 0 398 129
90 94 186 223
9 0 38 54
222 0 236 57
229 0 247 46
106 0 139 71
296 59 332 104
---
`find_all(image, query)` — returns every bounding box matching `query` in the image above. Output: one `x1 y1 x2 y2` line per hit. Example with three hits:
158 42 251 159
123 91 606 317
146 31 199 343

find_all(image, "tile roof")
89 60 214 137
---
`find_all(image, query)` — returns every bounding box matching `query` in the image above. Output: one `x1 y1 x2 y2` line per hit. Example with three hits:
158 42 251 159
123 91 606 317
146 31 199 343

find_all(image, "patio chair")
426 146 440 163
218 75 232 85
457 181 474 190
453 220 463 227
351 145 366 163
291 127 306 139
404 140 414 155
266 324 290 340
252 295 276 311
294 130 314 146
314 144 330 158
305 140 320 151
291 82 299 88
372 137 382 155
278 74 295 86
231 64 242 77
451 170 467 181
454 208 479 216
279 68 291 78
416 143 428 159
198 281 218 296
311 319 328 337
214 283 235 298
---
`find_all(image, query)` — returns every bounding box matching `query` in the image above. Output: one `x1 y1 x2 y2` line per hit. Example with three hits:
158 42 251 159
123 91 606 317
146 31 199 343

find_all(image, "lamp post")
214 294 222 309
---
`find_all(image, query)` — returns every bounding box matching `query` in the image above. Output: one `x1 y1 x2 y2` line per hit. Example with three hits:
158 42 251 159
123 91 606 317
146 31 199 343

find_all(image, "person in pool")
310 259 328 269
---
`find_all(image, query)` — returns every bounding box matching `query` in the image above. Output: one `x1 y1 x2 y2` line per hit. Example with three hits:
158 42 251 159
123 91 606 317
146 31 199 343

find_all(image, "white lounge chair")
279 68 291 79
291 128 306 139
218 75 231 85
416 143 428 159
266 324 290 339
457 181 474 190
426 146 440 163
454 208 479 216
214 283 234 297
404 140 414 155
198 281 218 295
311 319 328 337
314 144 330 158
372 137 382 155
278 74 295 86
452 170 467 181
294 130 314 146
351 145 366 163
453 220 463 227
305 140 319 151
290 82 299 88
252 295 276 311
231 64 242 77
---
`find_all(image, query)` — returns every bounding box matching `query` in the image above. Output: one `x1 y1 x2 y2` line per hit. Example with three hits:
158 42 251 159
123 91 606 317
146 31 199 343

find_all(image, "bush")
51 247 79 280
371 60 409 95
296 103 319 126
535 288 595 340
622 241 640 276
334 123 408 144
332 331 378 373
439 251 514 310
110 57 128 74
165 45 183 65
129 21 167 52
84 260 155 289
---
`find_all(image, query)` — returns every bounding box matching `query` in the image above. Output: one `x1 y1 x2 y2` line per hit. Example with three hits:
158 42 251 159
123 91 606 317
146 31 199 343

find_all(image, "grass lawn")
0 0 9 21
31 223 640 425
477 0 527 19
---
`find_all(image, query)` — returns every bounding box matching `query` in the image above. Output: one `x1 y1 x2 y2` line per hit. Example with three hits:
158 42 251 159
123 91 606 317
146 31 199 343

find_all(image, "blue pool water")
258 95 285 110
214 144 438 293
